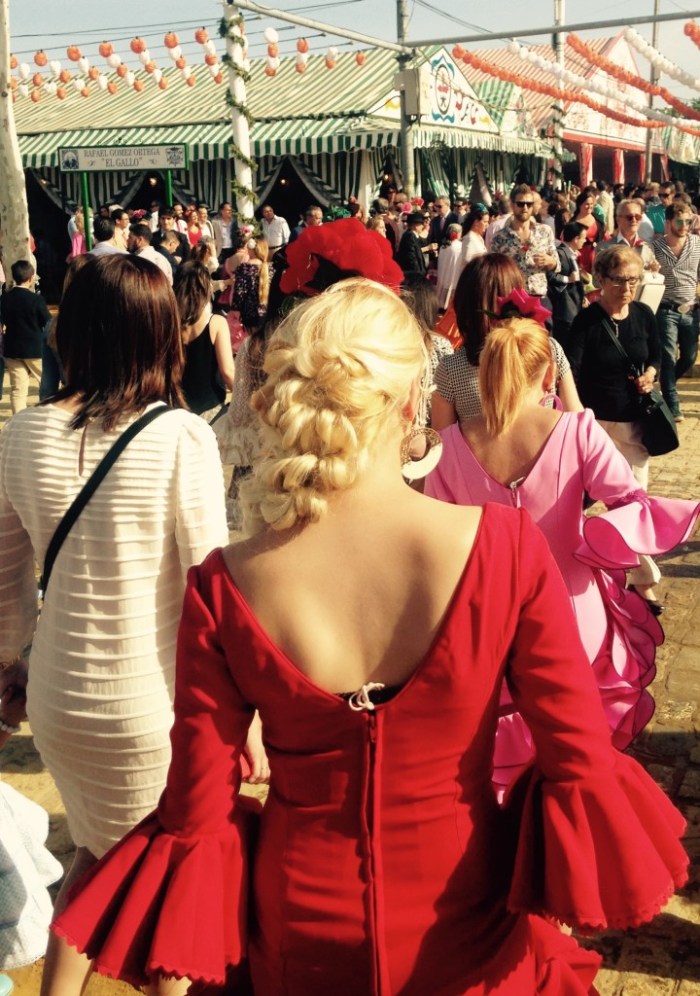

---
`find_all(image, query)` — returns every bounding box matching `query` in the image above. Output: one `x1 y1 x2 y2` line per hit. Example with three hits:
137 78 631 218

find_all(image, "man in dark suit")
428 197 459 247
397 212 435 281
150 207 190 263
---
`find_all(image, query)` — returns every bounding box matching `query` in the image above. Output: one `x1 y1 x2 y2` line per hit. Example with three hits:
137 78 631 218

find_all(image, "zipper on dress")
508 477 524 507
365 711 384 996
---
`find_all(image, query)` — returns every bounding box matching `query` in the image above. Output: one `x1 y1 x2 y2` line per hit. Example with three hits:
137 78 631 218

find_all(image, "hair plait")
240 278 426 534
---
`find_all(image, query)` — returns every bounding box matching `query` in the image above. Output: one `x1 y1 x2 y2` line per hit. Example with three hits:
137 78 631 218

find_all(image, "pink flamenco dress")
426 409 700 795
52 505 688 995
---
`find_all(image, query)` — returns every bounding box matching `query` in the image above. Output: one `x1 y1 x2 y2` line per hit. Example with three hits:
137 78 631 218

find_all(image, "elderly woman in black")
568 244 663 610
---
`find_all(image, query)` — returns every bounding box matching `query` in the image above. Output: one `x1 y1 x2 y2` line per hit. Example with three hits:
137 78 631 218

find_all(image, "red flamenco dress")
54 506 688 995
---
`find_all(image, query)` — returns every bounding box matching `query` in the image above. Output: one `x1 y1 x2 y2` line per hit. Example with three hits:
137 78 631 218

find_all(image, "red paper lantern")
116 63 128 78
32 72 44 87
66 45 81 62
205 53 218 66
355 52 365 66
213 72 224 84
144 61 156 73
164 32 179 49
130 37 146 54
30 90 41 102
158 78 169 90
59 68 72 83
264 65 277 77
325 58 336 70
295 62 306 74
267 43 279 58
133 79 144 92
296 38 309 53
81 86 91 97
99 41 114 58
175 56 187 70
34 50 48 67
107 82 118 94
56 87 66 100
185 75 196 87
194 27 209 44
88 66 99 81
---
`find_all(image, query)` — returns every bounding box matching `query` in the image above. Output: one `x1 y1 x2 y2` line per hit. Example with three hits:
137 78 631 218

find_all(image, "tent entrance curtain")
255 155 339 209
418 148 450 198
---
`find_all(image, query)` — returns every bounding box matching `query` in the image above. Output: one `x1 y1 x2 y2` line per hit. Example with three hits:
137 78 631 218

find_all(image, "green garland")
219 8 258 226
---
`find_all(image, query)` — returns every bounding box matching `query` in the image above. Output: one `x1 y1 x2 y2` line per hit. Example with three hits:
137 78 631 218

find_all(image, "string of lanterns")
452 45 700 141
624 27 700 93
9 30 224 101
683 20 700 50
567 33 700 121
260 27 366 76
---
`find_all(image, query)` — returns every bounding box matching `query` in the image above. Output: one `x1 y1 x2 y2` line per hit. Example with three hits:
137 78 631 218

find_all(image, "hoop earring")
400 426 443 481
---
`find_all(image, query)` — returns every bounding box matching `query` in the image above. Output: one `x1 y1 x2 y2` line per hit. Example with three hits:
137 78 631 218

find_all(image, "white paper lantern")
78 56 89 74
44 81 57 95
296 52 309 65
267 55 280 69
507 39 519 55
181 65 192 79
126 70 135 86
153 68 162 83
73 77 83 92
208 63 219 77
50 59 62 76
19 62 30 80
98 74 108 90
138 49 151 65
327 46 338 59
106 53 121 68
263 27 279 44
18 83 29 97
204 39 217 55
168 45 182 61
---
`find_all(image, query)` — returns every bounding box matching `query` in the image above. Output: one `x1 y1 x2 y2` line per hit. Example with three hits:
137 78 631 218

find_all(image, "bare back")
222 493 482 695
461 407 562 488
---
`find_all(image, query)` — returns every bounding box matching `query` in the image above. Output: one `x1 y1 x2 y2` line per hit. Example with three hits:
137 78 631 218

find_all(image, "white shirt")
262 214 291 249
90 242 127 257
137 245 173 284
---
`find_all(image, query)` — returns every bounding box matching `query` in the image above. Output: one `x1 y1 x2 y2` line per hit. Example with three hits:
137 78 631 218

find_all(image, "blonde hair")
479 318 553 435
250 237 270 308
241 278 427 534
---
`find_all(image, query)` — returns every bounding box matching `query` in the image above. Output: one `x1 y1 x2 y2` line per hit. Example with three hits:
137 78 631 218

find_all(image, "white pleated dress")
0 404 228 858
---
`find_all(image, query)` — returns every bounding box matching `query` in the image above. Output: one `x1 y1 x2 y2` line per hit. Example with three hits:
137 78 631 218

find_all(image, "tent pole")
81 172 93 251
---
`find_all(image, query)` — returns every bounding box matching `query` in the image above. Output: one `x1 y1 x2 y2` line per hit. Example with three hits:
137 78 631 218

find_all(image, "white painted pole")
223 2 255 224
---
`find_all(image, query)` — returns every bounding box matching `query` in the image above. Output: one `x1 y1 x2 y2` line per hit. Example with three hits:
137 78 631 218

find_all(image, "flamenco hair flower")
279 218 404 296
496 288 551 327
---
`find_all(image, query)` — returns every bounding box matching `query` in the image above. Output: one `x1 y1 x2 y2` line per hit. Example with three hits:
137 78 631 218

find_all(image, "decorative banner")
453 45 700 141
567 33 700 121
625 27 700 93
58 144 188 172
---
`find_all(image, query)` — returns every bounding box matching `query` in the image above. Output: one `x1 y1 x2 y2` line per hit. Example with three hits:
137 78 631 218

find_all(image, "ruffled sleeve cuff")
577 494 700 571
52 796 261 989
506 752 688 932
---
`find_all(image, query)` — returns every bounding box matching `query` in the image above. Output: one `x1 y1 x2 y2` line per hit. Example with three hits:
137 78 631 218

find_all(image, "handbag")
599 315 679 457
41 405 171 595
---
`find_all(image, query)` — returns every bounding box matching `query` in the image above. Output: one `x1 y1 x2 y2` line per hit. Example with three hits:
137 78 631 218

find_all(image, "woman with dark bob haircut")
0 254 231 992
431 253 582 430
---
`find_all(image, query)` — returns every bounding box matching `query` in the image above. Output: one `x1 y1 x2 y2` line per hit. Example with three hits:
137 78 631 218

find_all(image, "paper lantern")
507 39 519 54
195 27 209 44
44 81 57 95
138 50 151 65
34 49 48 66
295 61 306 74
56 87 66 100
152 68 162 83
355 51 365 66
130 37 146 54
18 83 28 98
267 43 279 58
107 82 118 95
59 68 72 83
181 65 192 79
175 56 187 69
106 53 121 69
30 89 41 102
81 86 90 97
144 61 156 73
164 32 180 49
264 65 277 77
296 38 309 54
214 72 224 84
67 45 82 62
87 65 99 81
73 78 83 92
325 58 336 70
99 41 114 58
208 63 219 77
98 74 108 90
134 79 144 92
19 62 30 80
267 56 280 70
125 71 135 86
158 78 168 90
168 46 182 61
32 72 44 87
205 53 218 66
116 64 128 78
204 40 217 55
327 46 338 59
186 75 196 87
263 27 279 44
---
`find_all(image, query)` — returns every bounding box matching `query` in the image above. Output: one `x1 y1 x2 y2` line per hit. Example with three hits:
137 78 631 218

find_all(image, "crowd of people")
0 174 698 996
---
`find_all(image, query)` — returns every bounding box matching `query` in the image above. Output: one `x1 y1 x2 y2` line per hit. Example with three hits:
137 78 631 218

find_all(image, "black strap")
41 405 171 595
598 312 640 377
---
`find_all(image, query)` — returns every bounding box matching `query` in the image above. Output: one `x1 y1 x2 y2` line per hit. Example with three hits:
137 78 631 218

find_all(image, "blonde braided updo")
241 278 427 534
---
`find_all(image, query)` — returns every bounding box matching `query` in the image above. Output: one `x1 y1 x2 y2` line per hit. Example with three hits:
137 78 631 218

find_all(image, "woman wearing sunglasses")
568 245 664 613
651 201 700 424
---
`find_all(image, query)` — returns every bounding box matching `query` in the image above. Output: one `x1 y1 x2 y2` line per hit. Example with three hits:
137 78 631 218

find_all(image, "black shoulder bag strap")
41 405 171 595
598 312 639 375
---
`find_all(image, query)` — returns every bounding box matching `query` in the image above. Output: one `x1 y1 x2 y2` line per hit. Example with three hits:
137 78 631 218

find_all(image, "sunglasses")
514 200 534 208
622 214 642 221
673 218 693 226
606 276 640 287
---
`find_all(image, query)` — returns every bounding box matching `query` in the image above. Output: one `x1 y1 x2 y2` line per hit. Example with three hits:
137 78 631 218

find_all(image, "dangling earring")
400 426 443 481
